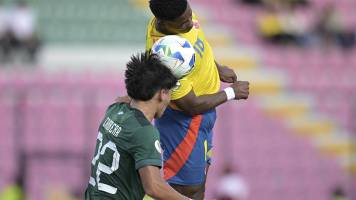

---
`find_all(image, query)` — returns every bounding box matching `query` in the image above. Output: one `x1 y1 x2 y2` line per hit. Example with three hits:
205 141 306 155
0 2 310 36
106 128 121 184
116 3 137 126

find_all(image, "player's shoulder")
104 103 157 140
131 108 152 128
105 103 149 128
131 124 160 146
105 103 127 119
148 16 155 25
135 124 158 135
105 102 126 114
147 16 156 32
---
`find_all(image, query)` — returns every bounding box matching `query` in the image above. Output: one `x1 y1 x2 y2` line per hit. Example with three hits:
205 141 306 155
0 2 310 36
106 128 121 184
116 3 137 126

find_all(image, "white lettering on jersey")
103 117 122 137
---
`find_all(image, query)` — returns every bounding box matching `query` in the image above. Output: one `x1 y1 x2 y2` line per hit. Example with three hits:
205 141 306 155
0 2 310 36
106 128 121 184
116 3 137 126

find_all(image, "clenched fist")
230 81 249 100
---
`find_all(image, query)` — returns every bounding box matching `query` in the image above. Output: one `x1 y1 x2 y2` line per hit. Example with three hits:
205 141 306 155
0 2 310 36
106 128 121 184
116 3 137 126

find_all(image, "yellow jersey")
146 13 220 101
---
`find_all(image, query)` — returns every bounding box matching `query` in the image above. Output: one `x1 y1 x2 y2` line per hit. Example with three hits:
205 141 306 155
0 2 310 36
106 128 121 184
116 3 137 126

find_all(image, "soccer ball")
151 35 195 79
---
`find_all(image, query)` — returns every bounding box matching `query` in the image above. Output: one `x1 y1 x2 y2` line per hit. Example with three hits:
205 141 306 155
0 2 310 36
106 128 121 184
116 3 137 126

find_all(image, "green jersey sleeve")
129 125 162 170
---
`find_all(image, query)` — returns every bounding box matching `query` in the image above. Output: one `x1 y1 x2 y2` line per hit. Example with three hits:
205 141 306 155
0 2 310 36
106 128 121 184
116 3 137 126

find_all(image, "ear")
159 89 170 102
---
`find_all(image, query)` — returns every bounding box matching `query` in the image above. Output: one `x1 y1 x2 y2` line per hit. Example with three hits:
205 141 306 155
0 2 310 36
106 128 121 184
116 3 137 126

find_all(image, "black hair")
149 0 188 20
125 52 178 101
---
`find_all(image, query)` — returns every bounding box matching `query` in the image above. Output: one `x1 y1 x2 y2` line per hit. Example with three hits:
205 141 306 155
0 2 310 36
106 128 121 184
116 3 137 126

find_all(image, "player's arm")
139 166 191 200
215 61 238 83
173 81 249 116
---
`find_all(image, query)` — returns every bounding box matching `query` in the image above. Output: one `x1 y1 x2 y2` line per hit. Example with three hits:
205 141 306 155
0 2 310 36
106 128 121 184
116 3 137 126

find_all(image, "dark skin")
155 4 194 34
117 3 250 200
139 166 191 200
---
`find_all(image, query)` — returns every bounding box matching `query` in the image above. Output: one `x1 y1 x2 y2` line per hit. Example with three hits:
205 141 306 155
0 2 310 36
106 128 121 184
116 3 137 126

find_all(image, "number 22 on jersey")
89 132 120 194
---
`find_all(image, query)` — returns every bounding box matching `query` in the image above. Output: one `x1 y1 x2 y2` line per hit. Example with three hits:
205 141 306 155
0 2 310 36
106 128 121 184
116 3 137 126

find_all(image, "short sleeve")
129 126 162 170
171 77 193 100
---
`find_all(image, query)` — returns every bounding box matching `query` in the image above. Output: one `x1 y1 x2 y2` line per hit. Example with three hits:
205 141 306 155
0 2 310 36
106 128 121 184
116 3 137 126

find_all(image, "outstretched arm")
139 166 191 200
173 81 249 116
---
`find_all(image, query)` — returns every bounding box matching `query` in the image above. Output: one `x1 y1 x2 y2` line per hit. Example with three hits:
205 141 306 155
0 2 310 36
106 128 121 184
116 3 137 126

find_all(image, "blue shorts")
155 107 216 185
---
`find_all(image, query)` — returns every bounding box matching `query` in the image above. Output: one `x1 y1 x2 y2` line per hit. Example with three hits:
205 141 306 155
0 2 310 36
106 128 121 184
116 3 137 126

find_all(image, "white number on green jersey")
89 132 120 194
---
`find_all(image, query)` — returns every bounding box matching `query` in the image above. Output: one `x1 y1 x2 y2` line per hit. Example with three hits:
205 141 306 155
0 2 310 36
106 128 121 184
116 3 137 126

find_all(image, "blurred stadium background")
0 0 355 199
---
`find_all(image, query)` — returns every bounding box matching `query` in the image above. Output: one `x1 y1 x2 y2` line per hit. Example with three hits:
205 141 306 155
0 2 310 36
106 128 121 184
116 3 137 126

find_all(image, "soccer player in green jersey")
84 52 191 200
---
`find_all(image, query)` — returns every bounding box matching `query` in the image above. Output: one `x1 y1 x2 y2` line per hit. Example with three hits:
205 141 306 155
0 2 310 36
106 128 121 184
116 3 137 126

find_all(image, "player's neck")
130 100 155 122
155 19 175 35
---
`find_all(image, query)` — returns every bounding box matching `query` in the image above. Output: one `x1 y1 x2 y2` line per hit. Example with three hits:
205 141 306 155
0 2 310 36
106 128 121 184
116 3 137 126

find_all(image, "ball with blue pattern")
151 35 195 79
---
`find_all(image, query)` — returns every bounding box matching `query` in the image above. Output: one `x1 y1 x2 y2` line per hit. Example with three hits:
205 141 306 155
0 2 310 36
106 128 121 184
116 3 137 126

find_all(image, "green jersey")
85 103 162 200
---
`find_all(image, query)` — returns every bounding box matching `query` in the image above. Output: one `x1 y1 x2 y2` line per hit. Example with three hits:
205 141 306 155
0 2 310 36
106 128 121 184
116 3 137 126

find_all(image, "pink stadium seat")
26 159 85 200
0 95 17 188
1 47 354 199
21 92 79 151
205 100 350 200
5 0 353 198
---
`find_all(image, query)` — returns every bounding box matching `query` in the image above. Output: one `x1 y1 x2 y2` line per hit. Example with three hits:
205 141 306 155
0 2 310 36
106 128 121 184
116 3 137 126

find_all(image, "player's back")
85 103 162 200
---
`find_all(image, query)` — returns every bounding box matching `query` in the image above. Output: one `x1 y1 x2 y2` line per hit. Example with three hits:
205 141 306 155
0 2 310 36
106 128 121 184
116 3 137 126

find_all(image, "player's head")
149 0 193 34
125 52 178 118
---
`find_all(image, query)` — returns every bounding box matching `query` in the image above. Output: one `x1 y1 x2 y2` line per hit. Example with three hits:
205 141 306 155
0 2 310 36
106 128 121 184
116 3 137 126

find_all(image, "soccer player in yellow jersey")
146 0 250 199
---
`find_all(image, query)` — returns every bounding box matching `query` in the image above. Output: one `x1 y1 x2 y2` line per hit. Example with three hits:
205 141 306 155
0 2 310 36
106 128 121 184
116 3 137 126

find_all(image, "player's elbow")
144 187 157 198
143 180 162 198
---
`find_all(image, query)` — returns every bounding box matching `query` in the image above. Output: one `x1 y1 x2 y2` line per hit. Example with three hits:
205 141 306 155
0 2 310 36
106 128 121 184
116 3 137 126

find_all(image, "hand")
115 96 131 103
217 65 237 83
230 81 249 100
